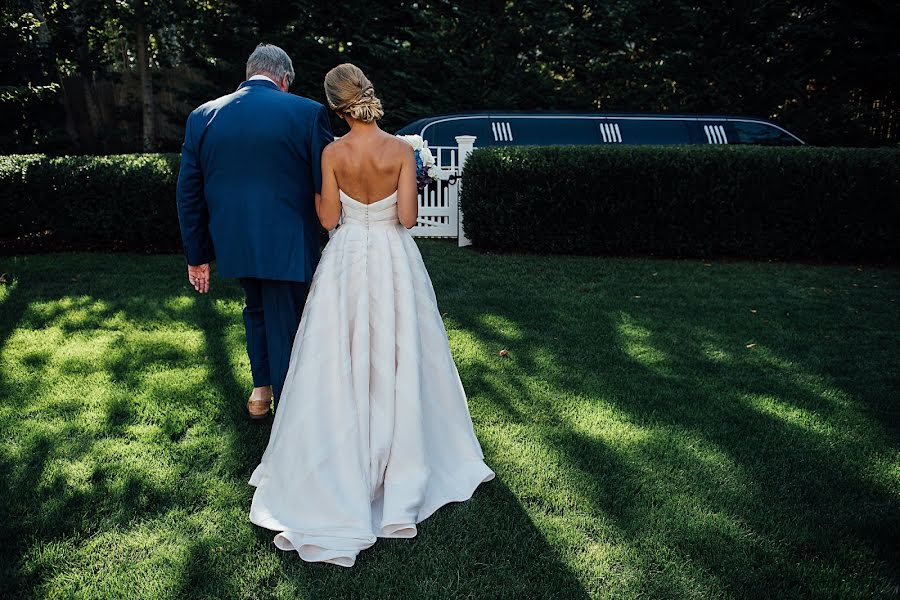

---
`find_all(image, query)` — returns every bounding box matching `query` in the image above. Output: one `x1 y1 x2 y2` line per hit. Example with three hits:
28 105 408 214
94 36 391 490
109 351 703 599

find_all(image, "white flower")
419 146 435 167
427 165 441 179
396 134 424 151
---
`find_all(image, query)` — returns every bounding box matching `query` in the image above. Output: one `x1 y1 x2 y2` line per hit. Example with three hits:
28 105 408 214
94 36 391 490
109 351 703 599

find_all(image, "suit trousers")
239 278 309 411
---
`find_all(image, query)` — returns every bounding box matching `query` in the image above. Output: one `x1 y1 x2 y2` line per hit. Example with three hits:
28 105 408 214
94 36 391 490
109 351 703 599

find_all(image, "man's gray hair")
246 43 295 86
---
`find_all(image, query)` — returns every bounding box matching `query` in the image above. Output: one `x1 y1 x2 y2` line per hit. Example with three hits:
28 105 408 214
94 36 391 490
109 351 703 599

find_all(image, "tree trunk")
31 0 80 148
30 0 52 47
135 0 157 152
68 0 105 152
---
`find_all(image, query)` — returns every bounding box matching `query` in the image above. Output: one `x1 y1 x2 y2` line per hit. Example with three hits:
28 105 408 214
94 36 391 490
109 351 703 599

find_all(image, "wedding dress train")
248 189 495 567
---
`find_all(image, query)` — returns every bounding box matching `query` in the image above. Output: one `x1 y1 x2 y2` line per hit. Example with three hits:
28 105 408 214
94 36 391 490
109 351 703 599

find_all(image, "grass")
0 241 897 599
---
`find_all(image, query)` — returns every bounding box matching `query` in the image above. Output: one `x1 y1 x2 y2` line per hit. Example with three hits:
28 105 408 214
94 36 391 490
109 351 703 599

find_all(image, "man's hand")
187 263 211 294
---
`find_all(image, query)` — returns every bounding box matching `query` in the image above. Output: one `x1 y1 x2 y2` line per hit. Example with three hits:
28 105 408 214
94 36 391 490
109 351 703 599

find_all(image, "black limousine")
395 112 806 148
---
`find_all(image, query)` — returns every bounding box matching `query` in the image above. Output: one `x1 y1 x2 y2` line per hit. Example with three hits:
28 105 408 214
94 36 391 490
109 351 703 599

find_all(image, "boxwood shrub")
0 154 181 253
0 153 339 255
459 145 900 261
3 147 898 261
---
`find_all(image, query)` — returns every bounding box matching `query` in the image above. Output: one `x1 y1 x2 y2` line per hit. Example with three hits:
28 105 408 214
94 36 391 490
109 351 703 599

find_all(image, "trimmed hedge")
459 146 900 261
0 154 182 253
0 153 339 255
3 147 898 260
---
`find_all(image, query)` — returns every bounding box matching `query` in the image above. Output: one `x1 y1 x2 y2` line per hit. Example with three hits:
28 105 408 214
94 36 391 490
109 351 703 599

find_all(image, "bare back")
330 132 408 203
317 122 418 230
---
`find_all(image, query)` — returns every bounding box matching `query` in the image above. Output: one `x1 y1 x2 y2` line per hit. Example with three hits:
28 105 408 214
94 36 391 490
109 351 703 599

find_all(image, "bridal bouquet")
396 134 440 190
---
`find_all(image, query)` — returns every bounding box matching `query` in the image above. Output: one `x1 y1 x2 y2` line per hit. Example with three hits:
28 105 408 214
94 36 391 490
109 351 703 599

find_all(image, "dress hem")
248 458 495 567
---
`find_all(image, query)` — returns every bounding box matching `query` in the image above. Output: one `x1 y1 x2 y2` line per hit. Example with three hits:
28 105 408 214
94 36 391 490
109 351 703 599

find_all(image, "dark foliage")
4 147 897 261
459 145 900 261
0 154 181 253
0 153 338 255
1 1 898 153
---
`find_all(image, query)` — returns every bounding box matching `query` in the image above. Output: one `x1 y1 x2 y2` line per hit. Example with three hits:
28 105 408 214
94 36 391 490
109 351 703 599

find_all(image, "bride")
248 63 495 567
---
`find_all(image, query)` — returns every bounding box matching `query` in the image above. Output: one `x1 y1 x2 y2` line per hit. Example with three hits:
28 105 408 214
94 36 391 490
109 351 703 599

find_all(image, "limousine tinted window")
612 119 692 145
424 117 491 147
731 121 801 146
492 118 597 145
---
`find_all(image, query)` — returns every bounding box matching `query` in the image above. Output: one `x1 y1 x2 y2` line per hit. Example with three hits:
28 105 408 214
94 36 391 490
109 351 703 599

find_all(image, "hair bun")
324 64 384 123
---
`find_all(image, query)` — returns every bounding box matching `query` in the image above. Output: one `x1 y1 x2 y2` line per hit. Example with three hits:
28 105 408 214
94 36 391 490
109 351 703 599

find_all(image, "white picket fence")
409 145 459 238
410 135 475 246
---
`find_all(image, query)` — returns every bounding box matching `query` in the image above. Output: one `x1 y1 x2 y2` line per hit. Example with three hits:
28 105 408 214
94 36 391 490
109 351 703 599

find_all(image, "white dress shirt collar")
249 74 280 87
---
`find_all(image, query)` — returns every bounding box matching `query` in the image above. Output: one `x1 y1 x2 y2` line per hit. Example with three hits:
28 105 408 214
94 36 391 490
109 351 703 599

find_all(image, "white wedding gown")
248 189 495 567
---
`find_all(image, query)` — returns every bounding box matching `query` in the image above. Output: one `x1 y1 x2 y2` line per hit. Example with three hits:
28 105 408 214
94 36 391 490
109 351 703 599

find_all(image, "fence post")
455 135 476 247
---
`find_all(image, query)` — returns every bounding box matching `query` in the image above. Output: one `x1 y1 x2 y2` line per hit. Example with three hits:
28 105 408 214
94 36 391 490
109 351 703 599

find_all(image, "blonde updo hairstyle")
324 63 384 123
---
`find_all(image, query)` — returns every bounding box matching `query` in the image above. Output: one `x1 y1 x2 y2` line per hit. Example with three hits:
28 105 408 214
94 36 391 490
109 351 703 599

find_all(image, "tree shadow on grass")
0 254 590 599
0 276 218 597
432 250 900 599
5 248 895 598
0 258 256 597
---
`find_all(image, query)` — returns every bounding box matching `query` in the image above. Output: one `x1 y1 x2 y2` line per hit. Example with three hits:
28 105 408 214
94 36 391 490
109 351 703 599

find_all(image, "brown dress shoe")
247 394 273 419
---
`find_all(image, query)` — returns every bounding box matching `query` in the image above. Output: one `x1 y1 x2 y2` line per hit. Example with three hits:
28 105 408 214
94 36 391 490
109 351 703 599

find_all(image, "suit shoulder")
189 91 239 121
286 94 328 114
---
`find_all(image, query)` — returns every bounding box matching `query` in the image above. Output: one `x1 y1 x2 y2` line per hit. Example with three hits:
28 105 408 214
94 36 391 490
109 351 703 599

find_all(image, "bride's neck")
346 119 380 134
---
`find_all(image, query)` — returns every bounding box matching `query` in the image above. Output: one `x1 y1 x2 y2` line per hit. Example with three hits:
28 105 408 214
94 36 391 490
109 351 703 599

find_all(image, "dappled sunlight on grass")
694 326 736 364
474 405 764 599
23 296 114 331
0 259 261 597
613 311 673 375
741 391 842 438
452 304 779 597
426 243 899 599
19 506 275 599
735 342 899 501
0 247 897 599
164 295 196 312
749 343 855 406
475 312 525 342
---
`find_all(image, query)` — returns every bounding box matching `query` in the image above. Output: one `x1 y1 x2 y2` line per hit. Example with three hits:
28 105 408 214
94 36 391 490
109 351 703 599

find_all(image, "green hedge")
459 146 900 261
3 148 899 260
0 154 182 253
0 153 341 255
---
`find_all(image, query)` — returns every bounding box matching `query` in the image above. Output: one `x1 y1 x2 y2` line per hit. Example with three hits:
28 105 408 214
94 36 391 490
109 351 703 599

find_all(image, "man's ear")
280 74 291 92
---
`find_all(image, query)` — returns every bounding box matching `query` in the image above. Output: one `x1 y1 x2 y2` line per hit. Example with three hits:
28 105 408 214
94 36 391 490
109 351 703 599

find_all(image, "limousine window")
612 119 692 145
731 121 801 146
422 118 491 147
494 118 597 145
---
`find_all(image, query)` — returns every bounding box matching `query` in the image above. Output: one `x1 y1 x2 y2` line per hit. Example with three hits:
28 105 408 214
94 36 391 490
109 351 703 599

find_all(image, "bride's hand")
187 263 210 294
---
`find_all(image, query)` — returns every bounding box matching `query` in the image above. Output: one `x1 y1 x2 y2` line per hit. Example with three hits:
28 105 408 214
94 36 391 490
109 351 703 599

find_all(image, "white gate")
410 145 459 238
410 135 476 246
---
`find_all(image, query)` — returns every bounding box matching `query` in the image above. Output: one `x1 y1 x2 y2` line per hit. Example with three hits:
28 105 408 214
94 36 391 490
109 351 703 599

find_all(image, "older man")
176 43 333 418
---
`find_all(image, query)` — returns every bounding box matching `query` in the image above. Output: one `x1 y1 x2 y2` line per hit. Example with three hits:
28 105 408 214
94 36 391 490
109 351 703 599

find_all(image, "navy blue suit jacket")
176 79 334 282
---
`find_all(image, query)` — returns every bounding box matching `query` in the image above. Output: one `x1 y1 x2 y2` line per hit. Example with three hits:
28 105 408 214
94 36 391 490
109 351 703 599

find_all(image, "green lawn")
1 242 897 599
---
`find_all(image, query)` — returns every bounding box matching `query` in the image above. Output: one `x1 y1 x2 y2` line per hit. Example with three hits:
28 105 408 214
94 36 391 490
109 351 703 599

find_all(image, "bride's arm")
397 146 418 229
317 145 341 230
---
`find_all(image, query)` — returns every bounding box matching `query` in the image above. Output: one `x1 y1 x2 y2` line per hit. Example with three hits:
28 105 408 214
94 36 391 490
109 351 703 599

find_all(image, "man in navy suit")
176 43 334 418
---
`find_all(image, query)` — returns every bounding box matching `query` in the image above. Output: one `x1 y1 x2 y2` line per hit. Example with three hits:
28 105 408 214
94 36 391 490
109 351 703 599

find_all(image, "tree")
133 0 156 151
1 0 897 152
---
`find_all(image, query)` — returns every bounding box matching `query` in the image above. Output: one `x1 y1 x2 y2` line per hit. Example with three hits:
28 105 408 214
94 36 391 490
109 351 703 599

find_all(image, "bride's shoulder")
383 131 408 148
379 133 413 157
324 136 351 156
321 138 348 170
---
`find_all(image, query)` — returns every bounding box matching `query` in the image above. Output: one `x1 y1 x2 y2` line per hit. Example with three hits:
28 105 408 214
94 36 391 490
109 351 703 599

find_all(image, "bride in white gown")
248 63 495 567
